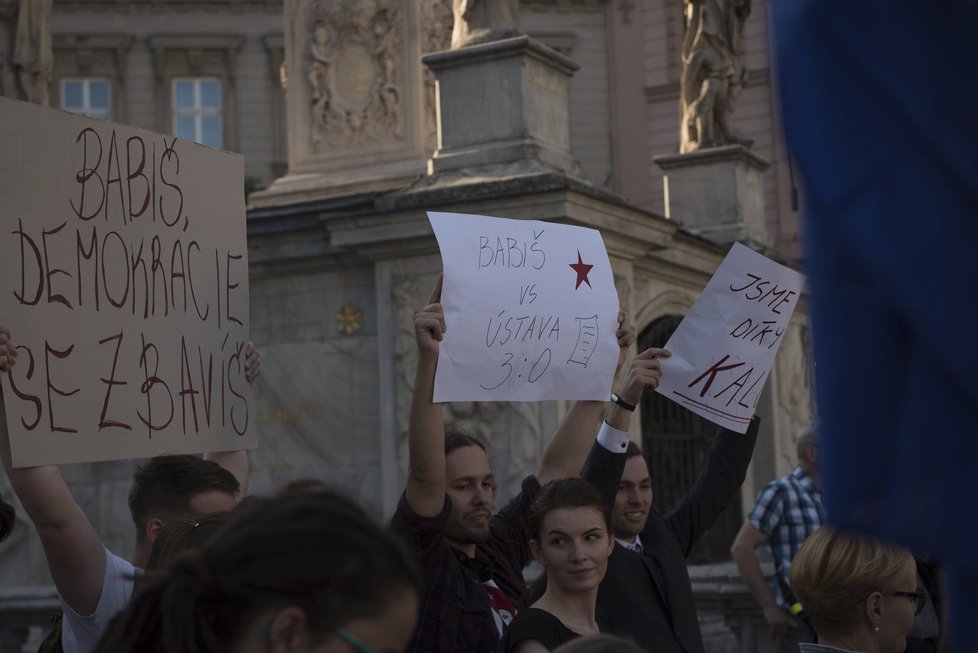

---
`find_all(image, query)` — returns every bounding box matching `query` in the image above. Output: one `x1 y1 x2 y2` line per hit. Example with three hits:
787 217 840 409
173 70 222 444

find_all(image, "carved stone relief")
305 0 405 151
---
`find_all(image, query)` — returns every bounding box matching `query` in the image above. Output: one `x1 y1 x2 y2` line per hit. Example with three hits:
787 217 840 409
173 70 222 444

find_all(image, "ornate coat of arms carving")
305 0 404 150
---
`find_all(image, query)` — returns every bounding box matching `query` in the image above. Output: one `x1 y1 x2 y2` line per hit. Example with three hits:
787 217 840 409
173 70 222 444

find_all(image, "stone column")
654 144 770 249
422 35 581 178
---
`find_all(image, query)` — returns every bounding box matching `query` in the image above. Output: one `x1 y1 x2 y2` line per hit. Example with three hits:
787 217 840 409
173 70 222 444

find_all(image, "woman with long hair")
94 489 422 653
791 526 924 653
497 478 614 653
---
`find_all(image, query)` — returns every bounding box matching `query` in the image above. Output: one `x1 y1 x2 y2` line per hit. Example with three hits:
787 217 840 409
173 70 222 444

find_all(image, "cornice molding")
55 0 282 15
523 0 610 13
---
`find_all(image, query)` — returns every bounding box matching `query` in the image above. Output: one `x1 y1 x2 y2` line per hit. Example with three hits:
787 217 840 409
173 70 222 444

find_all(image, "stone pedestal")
654 145 771 248
422 35 580 177
251 0 454 208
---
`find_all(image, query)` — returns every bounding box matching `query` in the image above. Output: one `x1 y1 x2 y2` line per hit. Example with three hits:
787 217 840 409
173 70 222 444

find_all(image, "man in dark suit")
583 348 759 653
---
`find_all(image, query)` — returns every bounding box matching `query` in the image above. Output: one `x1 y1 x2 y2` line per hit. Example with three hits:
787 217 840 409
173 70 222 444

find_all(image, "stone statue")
0 0 52 104
0 0 20 97
420 0 452 152
450 0 520 49
679 0 752 153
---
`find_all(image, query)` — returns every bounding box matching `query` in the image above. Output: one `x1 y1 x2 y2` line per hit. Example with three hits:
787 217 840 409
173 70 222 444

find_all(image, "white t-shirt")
61 547 137 653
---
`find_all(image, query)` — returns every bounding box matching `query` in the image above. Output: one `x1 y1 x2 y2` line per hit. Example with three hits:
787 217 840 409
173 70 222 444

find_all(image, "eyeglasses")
333 627 380 653
258 622 378 653
888 589 927 616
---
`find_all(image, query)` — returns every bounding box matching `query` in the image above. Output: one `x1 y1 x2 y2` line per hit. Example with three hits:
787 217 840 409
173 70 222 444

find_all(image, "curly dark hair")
95 489 422 653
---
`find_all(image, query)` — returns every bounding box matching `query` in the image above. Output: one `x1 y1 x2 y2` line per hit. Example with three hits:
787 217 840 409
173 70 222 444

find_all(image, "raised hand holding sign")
655 242 804 432
0 97 255 466
427 211 620 402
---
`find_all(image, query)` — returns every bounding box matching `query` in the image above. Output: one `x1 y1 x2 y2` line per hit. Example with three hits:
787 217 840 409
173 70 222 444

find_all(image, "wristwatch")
610 393 636 412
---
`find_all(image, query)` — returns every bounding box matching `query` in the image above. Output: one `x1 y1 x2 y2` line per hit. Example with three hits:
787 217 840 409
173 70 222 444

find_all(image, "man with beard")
393 275 641 653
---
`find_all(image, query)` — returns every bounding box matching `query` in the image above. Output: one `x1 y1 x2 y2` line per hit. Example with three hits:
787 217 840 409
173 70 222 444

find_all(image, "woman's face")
877 558 919 653
530 506 614 595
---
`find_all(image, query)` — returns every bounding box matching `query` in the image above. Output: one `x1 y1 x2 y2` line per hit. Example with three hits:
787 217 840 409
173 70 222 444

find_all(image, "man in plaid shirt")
731 421 825 653
392 276 635 653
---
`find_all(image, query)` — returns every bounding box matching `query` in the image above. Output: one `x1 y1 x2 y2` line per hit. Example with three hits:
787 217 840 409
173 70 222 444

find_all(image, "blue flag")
769 2 978 649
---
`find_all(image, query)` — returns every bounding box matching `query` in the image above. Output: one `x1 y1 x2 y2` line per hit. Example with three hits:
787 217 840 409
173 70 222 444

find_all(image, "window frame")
60 77 114 121
171 77 224 148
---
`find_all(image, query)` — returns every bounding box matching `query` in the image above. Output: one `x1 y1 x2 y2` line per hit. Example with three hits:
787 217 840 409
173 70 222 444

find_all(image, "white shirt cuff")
597 421 630 453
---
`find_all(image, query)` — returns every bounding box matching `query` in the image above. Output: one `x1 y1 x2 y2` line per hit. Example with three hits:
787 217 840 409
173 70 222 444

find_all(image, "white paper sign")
428 211 620 402
655 242 805 433
0 97 255 466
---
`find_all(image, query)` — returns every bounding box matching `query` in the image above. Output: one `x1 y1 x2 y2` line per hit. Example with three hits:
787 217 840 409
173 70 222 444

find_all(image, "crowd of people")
0 275 943 653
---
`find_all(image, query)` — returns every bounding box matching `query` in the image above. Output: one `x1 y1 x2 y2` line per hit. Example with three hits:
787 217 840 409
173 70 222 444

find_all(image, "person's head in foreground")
529 478 614 598
94 490 422 653
791 526 924 653
550 633 645 653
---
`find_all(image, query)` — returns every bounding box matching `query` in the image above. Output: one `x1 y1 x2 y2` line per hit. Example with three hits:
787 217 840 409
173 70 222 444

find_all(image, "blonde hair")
790 526 914 634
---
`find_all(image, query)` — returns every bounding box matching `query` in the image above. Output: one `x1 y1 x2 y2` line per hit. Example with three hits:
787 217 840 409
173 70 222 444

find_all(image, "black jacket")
582 416 759 653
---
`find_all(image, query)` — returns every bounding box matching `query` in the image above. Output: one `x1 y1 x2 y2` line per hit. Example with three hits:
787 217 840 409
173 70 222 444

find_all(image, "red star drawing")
569 250 594 290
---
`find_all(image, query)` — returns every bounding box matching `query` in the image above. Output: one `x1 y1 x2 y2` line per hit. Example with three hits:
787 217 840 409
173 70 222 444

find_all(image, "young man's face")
612 455 653 541
443 445 496 546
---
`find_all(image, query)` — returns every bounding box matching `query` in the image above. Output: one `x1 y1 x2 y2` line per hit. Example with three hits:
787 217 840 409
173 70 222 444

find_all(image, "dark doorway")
638 315 743 564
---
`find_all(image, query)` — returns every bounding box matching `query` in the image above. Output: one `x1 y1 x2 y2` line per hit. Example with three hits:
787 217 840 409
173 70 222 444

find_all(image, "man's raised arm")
536 312 638 485
0 324 107 617
404 274 448 517
580 347 671 505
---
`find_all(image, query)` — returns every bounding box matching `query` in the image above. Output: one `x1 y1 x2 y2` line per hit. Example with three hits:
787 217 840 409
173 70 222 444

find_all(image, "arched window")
639 315 743 564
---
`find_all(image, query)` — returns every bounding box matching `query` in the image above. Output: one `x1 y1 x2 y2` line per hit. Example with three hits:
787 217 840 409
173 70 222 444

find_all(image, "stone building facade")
1 1 810 651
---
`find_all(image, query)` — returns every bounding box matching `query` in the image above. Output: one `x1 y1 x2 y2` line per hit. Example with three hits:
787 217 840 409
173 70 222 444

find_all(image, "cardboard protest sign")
655 242 804 433
0 97 255 466
428 211 620 402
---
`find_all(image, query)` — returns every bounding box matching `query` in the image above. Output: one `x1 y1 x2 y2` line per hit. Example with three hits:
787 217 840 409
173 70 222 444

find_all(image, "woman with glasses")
93 489 421 653
791 526 926 653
